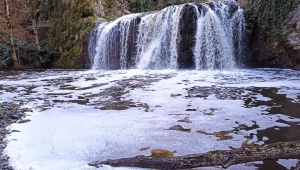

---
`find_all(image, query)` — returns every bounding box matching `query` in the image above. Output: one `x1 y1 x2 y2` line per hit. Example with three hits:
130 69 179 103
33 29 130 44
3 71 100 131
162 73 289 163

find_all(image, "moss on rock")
244 0 300 68
41 0 99 68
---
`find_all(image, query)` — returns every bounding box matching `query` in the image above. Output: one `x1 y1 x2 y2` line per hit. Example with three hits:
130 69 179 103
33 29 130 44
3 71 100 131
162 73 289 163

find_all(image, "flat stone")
151 149 175 158
11 130 20 133
167 125 191 133
177 117 191 123
17 119 31 124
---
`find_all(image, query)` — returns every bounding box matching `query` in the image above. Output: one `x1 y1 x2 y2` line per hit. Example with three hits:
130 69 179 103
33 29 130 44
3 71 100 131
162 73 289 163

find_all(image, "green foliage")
35 0 97 68
15 41 39 68
55 42 82 68
245 0 299 42
136 0 155 12
38 48 55 68
0 37 54 69
0 41 12 68
129 0 196 13
37 0 64 20
15 40 54 68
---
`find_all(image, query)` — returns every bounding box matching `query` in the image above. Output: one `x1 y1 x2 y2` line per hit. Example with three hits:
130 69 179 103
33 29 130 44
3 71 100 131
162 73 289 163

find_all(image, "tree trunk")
29 0 42 61
93 141 300 169
32 19 40 51
4 0 20 69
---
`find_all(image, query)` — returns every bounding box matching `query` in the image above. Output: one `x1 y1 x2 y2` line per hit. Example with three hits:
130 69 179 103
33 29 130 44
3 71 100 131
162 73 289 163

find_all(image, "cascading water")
90 14 141 69
89 0 246 70
193 0 246 69
135 5 184 69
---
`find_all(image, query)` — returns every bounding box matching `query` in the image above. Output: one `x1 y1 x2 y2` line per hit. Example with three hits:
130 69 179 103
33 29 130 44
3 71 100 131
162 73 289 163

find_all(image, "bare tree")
3 0 20 69
28 0 42 61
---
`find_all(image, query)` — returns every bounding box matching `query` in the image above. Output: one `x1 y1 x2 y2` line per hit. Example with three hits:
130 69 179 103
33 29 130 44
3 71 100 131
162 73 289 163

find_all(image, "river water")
1 69 300 169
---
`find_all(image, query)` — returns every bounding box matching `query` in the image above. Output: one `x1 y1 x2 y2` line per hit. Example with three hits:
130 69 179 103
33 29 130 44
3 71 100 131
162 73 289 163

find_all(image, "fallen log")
91 141 300 169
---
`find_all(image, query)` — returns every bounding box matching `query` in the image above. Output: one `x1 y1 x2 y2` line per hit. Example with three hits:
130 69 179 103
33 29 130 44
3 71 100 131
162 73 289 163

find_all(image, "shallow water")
1 69 300 170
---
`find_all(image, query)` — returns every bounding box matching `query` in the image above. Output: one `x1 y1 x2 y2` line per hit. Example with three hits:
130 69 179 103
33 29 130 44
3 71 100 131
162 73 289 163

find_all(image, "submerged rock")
167 125 191 133
17 119 31 124
139 147 150 151
177 117 191 123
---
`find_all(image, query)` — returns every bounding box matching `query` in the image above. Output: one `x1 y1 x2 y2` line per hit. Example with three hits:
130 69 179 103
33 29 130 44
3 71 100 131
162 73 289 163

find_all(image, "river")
1 68 300 169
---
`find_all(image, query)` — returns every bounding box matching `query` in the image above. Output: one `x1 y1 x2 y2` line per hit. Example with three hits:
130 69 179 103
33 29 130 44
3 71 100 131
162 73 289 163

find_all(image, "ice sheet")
1 69 300 170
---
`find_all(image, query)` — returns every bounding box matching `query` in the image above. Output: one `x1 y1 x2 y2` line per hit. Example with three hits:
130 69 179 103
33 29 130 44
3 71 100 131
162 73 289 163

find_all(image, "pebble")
0 102 32 170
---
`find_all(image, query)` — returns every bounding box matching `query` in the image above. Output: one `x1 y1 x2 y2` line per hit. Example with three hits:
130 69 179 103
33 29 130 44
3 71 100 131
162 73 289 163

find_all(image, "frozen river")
1 69 300 170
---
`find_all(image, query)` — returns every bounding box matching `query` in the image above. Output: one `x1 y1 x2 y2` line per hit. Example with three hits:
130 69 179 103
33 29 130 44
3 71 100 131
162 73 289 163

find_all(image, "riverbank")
0 102 32 170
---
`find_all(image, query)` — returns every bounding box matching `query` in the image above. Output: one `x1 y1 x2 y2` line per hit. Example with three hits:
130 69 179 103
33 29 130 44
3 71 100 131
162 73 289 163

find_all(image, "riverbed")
1 69 300 170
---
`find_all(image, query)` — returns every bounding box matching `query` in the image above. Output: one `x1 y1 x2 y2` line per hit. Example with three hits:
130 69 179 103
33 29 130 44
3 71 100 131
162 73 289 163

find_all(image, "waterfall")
90 14 141 70
193 1 246 69
135 5 185 69
89 0 246 70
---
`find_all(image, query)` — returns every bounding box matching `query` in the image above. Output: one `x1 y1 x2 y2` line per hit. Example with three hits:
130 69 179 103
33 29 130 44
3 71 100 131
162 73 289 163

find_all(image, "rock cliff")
245 0 300 70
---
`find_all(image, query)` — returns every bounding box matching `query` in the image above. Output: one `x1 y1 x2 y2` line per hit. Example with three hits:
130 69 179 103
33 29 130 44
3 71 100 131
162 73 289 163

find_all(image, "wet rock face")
287 33 300 51
177 4 197 69
123 17 141 68
110 16 140 69
224 0 239 17
247 4 300 70
79 32 92 69
284 5 300 68
101 0 131 19
207 0 239 17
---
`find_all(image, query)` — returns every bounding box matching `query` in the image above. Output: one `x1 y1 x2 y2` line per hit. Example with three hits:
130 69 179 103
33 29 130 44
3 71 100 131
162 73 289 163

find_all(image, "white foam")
1 69 300 170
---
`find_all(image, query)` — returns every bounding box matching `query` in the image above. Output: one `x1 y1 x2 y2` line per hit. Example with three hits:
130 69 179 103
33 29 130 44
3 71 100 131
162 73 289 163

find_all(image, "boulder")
246 3 300 69
177 4 198 69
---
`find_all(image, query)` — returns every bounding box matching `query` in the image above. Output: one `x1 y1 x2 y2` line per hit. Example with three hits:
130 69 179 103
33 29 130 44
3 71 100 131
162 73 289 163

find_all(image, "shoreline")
0 102 32 170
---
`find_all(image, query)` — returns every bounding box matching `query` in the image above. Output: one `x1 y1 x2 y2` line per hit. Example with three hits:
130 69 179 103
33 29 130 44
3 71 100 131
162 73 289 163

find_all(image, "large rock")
246 3 300 69
177 4 198 69
284 5 300 66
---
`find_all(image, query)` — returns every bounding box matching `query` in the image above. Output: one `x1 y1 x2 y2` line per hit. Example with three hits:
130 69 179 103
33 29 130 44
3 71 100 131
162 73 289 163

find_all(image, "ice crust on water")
1 69 300 170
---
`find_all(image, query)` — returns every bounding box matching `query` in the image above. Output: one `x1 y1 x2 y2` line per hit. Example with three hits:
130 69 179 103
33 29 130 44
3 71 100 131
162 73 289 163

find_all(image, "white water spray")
91 14 141 70
136 5 185 69
193 3 234 69
89 1 246 70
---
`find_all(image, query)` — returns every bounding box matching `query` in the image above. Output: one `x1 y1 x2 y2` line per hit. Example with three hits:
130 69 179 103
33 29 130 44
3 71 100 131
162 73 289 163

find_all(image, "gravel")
0 102 32 170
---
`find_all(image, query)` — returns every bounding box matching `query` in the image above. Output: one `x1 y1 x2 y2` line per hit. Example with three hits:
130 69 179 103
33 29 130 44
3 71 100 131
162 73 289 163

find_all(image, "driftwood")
90 141 300 169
